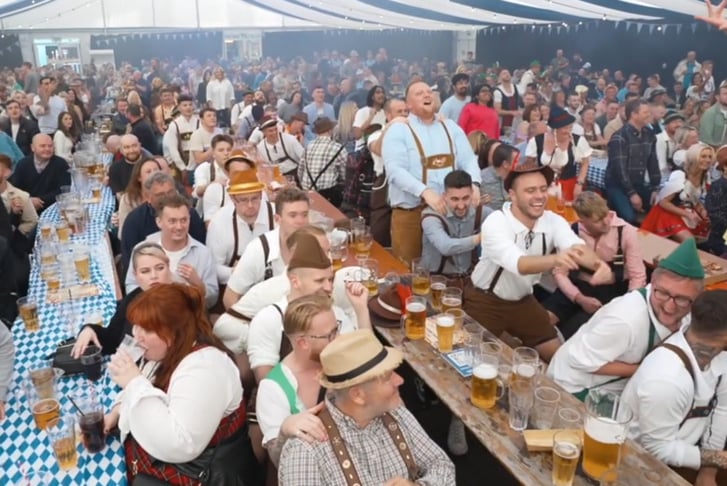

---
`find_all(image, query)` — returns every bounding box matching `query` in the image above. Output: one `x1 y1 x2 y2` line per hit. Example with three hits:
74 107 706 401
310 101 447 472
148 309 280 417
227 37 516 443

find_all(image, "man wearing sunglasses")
548 238 705 400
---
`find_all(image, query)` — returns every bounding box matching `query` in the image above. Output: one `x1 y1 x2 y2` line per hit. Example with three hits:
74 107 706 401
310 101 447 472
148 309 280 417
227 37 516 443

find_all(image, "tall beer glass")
552 430 581 486
582 390 633 481
404 296 427 340
471 353 504 410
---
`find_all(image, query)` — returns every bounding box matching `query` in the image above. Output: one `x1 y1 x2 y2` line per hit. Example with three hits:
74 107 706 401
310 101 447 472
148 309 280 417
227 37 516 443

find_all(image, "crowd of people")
0 4 727 484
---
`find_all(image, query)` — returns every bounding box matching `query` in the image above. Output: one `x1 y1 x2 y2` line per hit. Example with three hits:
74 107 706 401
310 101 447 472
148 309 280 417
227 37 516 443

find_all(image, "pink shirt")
554 212 647 301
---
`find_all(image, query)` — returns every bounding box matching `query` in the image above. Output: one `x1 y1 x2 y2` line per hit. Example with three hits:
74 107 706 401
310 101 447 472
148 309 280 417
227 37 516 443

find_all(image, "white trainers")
447 417 468 456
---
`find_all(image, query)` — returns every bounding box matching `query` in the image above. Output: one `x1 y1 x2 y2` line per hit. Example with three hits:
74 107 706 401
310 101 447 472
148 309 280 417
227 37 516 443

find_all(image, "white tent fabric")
0 0 712 32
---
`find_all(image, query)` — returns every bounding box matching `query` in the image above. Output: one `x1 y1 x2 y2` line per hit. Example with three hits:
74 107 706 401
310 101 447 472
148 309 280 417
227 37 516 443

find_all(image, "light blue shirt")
0 132 24 168
439 95 470 122
382 115 481 208
302 102 336 124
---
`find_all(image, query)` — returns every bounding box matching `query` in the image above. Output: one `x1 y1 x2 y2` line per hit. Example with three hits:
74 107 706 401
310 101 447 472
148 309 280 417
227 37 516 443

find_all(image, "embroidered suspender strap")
266 201 274 230
266 363 302 415
318 407 364 486
421 212 450 274
228 211 241 267
307 143 346 191
405 124 428 184
380 413 419 481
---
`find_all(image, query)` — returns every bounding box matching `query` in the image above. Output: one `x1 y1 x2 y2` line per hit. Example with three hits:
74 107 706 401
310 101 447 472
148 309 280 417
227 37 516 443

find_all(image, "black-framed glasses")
305 323 340 341
652 287 693 308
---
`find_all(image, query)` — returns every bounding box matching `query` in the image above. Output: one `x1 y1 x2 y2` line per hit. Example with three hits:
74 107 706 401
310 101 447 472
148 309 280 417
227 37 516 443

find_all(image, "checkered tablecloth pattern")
577 156 608 190
1 187 128 485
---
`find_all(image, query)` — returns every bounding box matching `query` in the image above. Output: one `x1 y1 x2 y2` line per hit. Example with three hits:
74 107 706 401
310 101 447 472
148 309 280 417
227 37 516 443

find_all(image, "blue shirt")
302 102 336 124
0 132 24 168
382 115 481 208
439 95 470 123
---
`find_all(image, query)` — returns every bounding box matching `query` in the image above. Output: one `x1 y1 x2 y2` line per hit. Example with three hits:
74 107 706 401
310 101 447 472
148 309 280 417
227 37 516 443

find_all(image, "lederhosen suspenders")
175 118 200 166
318 407 419 486
305 144 346 191
421 204 483 275
264 136 295 173
227 202 274 268
488 231 547 293
571 223 626 282
404 122 455 185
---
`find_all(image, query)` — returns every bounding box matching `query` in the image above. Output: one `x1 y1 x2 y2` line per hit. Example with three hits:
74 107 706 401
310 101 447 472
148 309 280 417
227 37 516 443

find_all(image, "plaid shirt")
298 136 346 191
278 399 455 486
606 122 660 195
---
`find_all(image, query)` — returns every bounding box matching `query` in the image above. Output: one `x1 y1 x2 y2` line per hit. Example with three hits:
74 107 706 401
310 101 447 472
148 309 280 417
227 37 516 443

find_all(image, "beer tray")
47 284 100 304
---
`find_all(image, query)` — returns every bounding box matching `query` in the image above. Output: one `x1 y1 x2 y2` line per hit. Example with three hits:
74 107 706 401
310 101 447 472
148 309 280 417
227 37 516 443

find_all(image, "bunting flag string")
477 19 708 38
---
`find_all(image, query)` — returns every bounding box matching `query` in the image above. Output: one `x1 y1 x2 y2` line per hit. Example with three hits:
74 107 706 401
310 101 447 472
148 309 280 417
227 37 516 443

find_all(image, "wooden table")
309 191 689 486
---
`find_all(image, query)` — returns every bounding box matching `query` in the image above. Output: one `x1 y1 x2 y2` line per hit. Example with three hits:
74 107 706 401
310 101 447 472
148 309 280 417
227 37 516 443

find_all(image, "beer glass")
471 353 504 409
72 391 106 453
56 220 72 243
511 346 543 387
463 323 482 366
46 416 78 470
17 296 40 332
508 380 534 431
38 241 57 266
481 338 502 359
28 362 61 400
39 221 54 240
330 243 348 272
532 386 561 429
404 296 427 340
582 390 633 481
441 287 462 314
41 263 61 292
552 430 582 486
411 258 431 296
557 408 583 430
90 179 103 203
24 379 60 430
430 275 447 311
361 259 379 297
73 246 91 282
435 313 455 353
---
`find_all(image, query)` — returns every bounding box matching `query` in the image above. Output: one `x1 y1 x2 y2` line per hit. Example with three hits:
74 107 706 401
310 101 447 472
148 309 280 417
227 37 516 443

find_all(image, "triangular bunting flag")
637 23 644 33
649 24 655 34
691 23 698 34
676 24 682 34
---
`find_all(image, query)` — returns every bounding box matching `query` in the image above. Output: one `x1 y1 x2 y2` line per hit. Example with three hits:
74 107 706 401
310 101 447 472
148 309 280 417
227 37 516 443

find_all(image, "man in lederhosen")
256 115 304 184
381 81 481 266
207 168 274 285
162 94 199 186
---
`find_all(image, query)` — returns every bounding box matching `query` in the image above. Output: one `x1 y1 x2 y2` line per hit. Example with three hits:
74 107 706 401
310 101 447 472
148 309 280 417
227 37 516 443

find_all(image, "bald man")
9 133 70 213
109 134 146 196
381 81 481 264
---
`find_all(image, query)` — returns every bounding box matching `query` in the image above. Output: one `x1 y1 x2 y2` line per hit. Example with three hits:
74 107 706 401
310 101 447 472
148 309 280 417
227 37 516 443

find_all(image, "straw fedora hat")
223 149 256 172
228 169 266 196
319 329 403 389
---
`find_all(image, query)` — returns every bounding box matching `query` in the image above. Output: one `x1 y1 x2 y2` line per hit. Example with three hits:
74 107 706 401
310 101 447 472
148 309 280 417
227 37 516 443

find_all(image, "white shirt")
655 131 677 181
247 296 355 370
193 161 228 193
207 202 275 284
118 347 242 463
547 285 687 394
32 94 66 134
367 130 384 176
205 78 235 110
257 363 304 445
163 115 200 171
226 227 286 296
571 123 601 138
189 127 223 162
53 131 74 163
492 84 516 105
202 181 232 223
256 133 304 175
471 203 583 300
621 332 727 469
525 135 593 171
10 121 19 140
353 106 386 151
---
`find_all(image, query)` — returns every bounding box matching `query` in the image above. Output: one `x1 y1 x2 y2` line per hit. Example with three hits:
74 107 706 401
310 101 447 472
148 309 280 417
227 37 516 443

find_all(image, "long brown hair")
124 158 161 207
126 283 232 390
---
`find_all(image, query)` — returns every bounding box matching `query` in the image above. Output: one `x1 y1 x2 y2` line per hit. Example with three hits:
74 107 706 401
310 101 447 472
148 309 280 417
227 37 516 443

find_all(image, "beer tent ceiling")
0 0 707 32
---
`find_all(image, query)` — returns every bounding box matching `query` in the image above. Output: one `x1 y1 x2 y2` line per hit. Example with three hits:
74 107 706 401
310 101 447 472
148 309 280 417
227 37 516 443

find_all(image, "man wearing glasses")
548 238 705 400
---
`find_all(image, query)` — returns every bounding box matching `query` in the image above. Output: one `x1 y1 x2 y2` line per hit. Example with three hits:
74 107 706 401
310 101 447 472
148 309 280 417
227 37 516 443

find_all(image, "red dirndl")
641 205 710 238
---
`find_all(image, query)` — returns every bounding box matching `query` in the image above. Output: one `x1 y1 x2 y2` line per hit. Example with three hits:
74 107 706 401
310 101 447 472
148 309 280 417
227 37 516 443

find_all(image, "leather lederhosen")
404 122 455 185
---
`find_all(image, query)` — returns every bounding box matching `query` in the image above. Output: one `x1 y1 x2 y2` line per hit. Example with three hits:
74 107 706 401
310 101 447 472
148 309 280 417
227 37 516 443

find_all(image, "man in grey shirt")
0 322 14 421
421 170 491 278
439 73 471 122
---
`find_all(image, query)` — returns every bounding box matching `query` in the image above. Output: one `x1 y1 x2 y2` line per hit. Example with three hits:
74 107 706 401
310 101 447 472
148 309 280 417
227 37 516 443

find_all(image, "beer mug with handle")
582 390 633 481
511 346 543 387
471 352 504 410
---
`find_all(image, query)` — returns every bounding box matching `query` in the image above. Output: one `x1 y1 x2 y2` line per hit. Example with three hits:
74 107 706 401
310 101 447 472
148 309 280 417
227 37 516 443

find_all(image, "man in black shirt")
108 134 145 196
605 99 660 225
127 104 158 155
9 134 70 214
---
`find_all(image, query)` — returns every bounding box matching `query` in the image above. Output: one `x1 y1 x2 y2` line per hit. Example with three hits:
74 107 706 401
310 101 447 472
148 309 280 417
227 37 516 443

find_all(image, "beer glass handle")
495 379 505 400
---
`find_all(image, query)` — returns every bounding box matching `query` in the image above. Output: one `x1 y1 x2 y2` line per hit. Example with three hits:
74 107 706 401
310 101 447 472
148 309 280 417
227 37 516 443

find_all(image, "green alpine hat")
658 238 705 279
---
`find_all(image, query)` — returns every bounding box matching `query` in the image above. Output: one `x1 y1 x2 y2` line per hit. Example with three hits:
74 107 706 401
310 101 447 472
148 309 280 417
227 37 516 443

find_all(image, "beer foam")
437 316 455 327
431 282 446 290
473 363 498 380
585 417 624 444
554 442 580 459
406 302 426 313
514 363 536 378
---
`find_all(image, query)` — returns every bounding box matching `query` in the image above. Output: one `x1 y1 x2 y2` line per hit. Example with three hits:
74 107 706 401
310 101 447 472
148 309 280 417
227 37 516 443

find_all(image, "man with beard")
10 134 70 214
108 134 145 196
493 69 522 136
439 73 471 122
463 161 612 360
352 86 387 152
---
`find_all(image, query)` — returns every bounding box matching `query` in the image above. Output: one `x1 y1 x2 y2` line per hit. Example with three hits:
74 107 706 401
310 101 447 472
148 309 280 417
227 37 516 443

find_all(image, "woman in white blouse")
107 283 259 485
53 111 79 163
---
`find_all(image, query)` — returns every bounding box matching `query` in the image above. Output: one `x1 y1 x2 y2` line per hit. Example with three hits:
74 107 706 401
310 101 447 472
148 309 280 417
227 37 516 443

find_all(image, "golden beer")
412 275 431 296
582 417 624 480
52 437 79 470
91 186 102 202
363 278 379 297
436 314 455 353
441 296 462 314
332 256 344 272
56 222 71 242
552 441 580 486
39 223 53 239
40 266 55 282
74 254 91 281
354 240 372 259
404 300 426 340
430 282 446 310
47 274 61 292
32 399 60 430
471 363 500 409
19 301 40 332
40 253 57 266
511 363 539 387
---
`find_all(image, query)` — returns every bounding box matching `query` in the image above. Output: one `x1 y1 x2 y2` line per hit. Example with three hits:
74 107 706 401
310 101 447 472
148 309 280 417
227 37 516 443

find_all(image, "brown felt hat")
503 158 555 192
313 117 336 134
288 233 331 271
223 149 256 171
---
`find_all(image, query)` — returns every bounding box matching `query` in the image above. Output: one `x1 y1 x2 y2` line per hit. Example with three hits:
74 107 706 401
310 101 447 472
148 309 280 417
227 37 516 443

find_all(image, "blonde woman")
333 101 358 154
642 143 714 241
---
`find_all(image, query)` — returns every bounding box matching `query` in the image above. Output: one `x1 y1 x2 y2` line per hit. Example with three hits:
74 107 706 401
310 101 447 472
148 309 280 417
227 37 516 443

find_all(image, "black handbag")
48 338 85 375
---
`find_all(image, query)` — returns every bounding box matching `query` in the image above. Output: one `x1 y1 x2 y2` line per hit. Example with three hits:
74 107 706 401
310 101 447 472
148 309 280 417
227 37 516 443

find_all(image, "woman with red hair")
107 283 259 485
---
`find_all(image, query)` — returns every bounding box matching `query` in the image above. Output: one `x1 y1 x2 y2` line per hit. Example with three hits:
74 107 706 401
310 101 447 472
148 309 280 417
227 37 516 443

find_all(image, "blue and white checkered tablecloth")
1 187 129 485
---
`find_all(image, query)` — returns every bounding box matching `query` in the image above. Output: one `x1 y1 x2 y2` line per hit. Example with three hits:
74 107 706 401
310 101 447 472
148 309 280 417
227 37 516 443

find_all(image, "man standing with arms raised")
30 76 66 135
382 81 481 265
